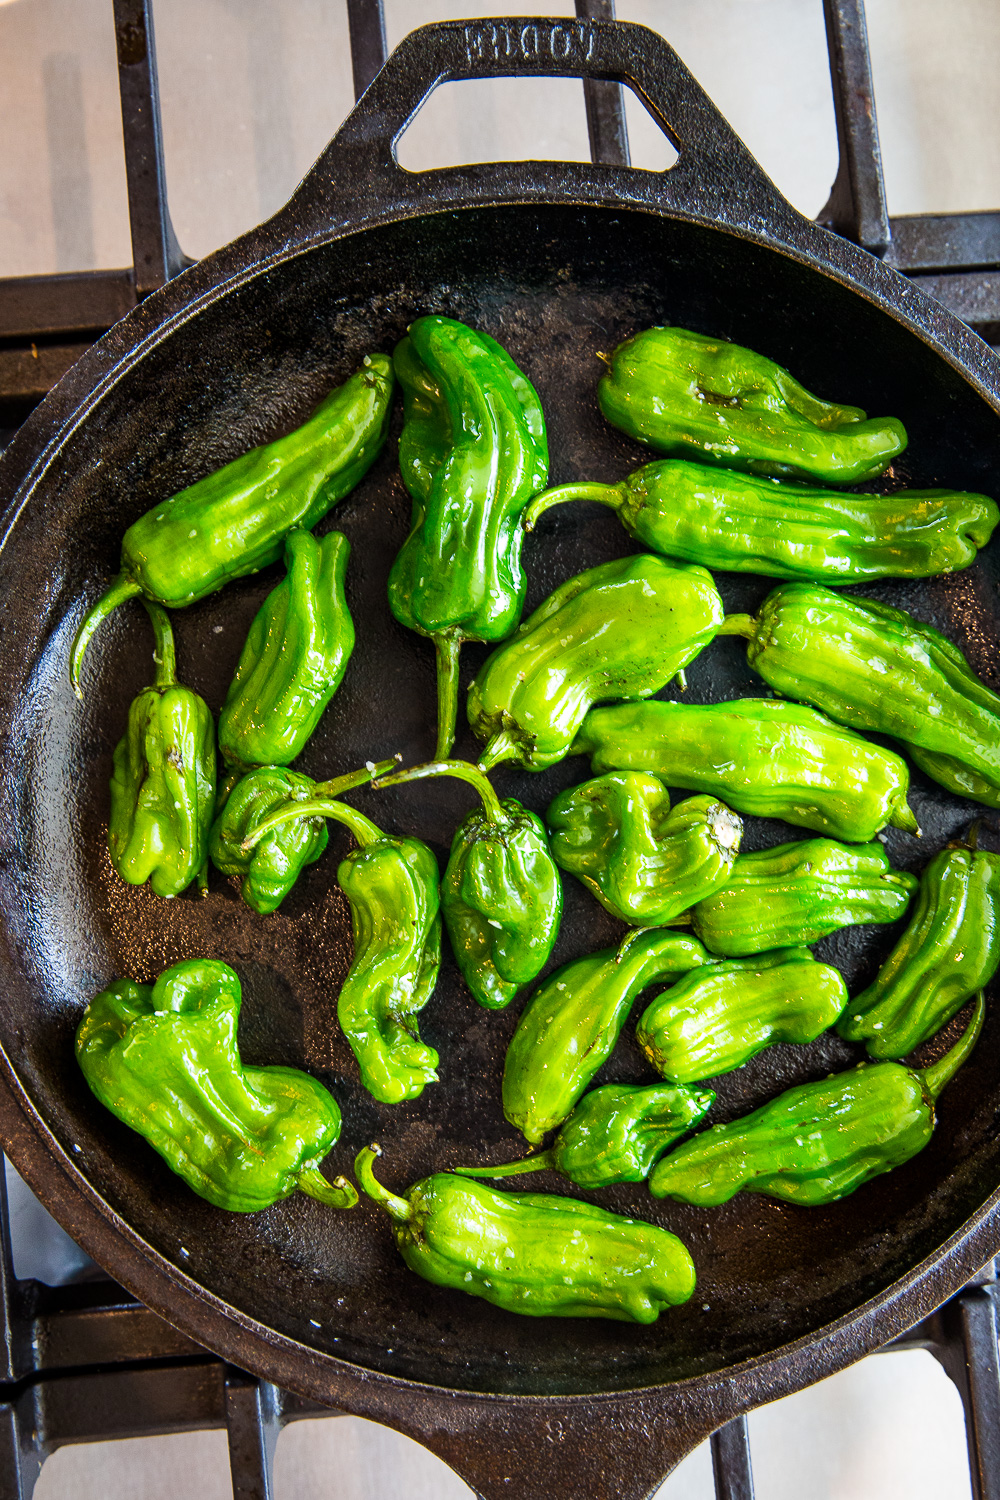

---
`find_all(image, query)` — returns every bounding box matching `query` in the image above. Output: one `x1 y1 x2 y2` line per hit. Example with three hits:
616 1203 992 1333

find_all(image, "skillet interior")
1 202 999 1399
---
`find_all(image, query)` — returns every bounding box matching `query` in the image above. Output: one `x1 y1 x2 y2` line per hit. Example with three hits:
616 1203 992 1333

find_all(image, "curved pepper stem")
478 730 519 772
454 1151 554 1180
296 1166 359 1210
435 633 462 762
373 757 506 824
311 756 401 801
241 794 386 854
522 482 624 532
354 1144 412 1222
70 572 143 699
142 598 177 689
717 613 757 640
920 991 985 1101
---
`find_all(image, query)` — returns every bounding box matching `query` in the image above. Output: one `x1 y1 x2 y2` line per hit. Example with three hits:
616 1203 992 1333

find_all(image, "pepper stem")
373 758 505 823
142 598 177 688
70 572 143 699
312 756 401 799
454 1151 555 1180
297 1167 359 1210
354 1145 412 1222
478 730 519 772
717 613 757 639
241 796 385 854
920 992 986 1101
523 482 624 532
890 800 922 836
434 634 462 761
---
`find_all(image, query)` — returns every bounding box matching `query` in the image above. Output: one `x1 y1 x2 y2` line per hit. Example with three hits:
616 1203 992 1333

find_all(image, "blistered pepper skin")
468 553 724 772
547 773 742 926
839 846 1000 1057
209 768 328 914
572 698 918 842
597 326 906 484
637 948 848 1084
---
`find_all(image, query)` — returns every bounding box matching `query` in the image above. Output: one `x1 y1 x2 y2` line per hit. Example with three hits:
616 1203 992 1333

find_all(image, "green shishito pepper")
637 948 848 1084
722 582 1000 809
245 797 441 1104
597 326 906 484
356 1144 696 1323
572 698 919 843
503 928 709 1144
547 773 742 926
109 601 216 899
649 993 984 1207
839 842 1000 1057
457 1082 714 1189
71 354 394 696
218 529 355 771
76 959 357 1213
676 838 916 956
468 554 724 772
389 317 549 759
525 460 996 582
374 759 561 1011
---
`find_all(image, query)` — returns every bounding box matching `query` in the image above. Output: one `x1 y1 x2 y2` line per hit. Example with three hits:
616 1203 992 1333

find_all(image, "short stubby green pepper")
722 583 1000 809
503 927 710 1143
546 772 742 926
456 1081 714 1189
649 993 984 1206
468 553 724 772
637 948 848 1083
597 326 906 484
76 959 357 1212
374 759 561 1010
71 354 393 695
572 698 919 842
218 529 355 770
839 843 1000 1057
109 601 216 899
389 317 549 759
356 1145 696 1322
679 838 917 956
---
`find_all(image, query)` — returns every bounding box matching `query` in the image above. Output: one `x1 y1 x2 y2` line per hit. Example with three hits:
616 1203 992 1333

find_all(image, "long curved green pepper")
649 994 985 1207
356 1144 696 1323
109 600 216 899
597 326 906 484
388 317 549 759
71 354 394 696
374 759 561 1011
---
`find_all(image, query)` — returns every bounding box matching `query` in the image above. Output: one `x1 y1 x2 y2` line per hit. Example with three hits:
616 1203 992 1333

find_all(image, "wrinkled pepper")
649 993 984 1206
637 947 848 1084
468 553 724 772
389 317 549 759
598 326 906 484
374 759 561 1010
76 959 357 1212
572 697 919 842
71 354 393 695
356 1144 695 1322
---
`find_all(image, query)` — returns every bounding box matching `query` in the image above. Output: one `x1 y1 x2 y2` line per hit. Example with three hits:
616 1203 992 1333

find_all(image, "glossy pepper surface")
649 993 984 1206
680 838 916 956
218 528 355 770
839 843 1000 1057
503 928 709 1143
71 355 393 695
375 759 561 1010
388 317 549 759
76 959 357 1212
572 698 919 842
597 326 906 484
636 948 848 1084
109 601 216 899
356 1145 695 1323
723 583 1000 808
525 460 996 583
468 553 724 772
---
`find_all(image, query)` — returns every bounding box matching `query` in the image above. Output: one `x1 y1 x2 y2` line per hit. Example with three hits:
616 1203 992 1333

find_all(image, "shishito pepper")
839 841 1000 1057
218 528 355 771
722 582 1000 809
389 317 549 759
503 928 709 1143
71 354 393 695
649 993 984 1207
637 948 848 1084
572 698 919 842
525 460 996 582
356 1144 696 1323
109 601 215 898
468 554 724 772
76 959 357 1212
547 772 742 926
598 326 906 484
374 759 561 1010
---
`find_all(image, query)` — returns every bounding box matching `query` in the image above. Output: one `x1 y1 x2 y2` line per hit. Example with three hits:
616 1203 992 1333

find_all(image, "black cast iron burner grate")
2 2 1000 1497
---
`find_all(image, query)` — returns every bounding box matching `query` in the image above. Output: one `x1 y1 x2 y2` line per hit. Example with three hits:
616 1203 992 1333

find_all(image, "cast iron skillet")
1 18 1000 1499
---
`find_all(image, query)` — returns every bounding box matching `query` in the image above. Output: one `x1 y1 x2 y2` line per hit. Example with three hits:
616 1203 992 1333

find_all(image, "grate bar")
818 0 891 255
574 0 630 166
710 1415 755 1500
224 1371 281 1500
346 0 388 102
